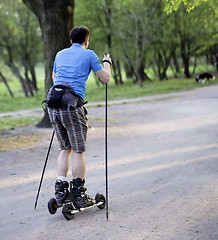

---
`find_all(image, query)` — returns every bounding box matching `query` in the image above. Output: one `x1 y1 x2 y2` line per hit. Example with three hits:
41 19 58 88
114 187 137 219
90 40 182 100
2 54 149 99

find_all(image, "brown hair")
70 26 90 44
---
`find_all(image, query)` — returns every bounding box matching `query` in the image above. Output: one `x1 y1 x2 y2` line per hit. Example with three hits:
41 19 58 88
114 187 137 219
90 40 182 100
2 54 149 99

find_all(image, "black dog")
196 72 215 83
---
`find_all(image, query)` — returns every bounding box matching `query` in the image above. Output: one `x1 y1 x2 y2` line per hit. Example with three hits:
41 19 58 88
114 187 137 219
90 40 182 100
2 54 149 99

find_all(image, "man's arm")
95 54 111 83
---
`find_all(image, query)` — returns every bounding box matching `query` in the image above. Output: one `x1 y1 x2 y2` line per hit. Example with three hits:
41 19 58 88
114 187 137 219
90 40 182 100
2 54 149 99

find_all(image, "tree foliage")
0 0 217 100
75 0 217 82
164 0 208 13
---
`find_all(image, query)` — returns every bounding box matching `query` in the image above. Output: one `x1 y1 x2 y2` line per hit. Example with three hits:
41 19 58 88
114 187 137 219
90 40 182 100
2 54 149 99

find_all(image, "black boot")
54 179 69 207
70 178 95 209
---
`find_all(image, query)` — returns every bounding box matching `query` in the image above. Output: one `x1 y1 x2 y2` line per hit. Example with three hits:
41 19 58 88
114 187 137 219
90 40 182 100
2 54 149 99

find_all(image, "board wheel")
48 198 57 215
62 204 75 220
95 193 106 209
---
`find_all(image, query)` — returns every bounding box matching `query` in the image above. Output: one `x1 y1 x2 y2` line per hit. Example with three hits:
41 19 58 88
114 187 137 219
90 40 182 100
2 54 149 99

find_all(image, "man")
48 26 111 208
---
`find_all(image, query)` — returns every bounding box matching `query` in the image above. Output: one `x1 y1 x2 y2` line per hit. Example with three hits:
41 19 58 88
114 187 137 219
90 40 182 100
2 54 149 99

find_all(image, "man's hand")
103 54 112 66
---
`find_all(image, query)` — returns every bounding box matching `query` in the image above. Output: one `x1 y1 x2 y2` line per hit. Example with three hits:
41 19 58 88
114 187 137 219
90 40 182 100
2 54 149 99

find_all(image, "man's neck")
81 43 86 49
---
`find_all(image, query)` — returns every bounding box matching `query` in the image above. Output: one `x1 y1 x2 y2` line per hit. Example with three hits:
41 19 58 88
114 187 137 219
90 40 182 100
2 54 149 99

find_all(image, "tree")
148 1 178 80
23 0 75 127
103 0 123 85
0 0 42 97
117 0 154 86
74 0 123 85
174 2 217 78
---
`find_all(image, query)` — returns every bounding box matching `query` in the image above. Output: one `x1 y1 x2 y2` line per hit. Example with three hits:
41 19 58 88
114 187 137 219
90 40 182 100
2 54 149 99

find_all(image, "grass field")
1 63 217 112
0 63 217 130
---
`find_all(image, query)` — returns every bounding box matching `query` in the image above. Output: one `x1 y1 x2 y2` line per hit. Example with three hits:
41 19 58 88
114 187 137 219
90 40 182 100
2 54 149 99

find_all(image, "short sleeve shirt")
53 43 102 100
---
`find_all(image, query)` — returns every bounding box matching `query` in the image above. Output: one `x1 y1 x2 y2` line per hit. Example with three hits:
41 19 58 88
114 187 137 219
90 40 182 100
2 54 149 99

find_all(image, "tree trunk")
137 64 150 82
125 67 133 79
172 50 180 75
23 0 74 128
191 56 197 76
183 59 191 78
24 62 34 97
155 46 174 81
133 69 143 87
181 40 191 78
216 53 218 72
0 71 14 98
6 44 29 97
9 61 29 97
116 60 123 84
30 64 38 91
111 58 118 85
36 107 51 128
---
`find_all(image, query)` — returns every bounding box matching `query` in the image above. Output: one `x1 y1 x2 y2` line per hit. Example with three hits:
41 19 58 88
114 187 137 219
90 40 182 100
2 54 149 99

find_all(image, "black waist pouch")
44 84 81 109
46 85 66 108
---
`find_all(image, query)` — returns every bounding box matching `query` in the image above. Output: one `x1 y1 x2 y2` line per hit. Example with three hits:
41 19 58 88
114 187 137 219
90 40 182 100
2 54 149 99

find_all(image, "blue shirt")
53 43 103 100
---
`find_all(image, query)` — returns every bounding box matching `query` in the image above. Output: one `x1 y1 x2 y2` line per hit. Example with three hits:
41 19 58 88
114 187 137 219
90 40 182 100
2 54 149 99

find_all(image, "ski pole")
105 82 109 220
34 130 55 210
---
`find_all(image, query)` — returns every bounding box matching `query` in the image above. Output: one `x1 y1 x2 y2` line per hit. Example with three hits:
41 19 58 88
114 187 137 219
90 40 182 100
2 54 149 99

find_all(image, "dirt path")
0 86 218 240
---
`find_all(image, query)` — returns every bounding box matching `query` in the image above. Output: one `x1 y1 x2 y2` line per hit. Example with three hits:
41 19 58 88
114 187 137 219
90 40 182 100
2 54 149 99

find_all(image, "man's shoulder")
86 49 99 59
86 49 96 54
56 47 71 56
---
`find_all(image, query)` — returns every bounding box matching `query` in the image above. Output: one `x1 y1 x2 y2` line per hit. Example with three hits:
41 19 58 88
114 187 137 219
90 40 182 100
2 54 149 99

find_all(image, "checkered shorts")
48 107 88 153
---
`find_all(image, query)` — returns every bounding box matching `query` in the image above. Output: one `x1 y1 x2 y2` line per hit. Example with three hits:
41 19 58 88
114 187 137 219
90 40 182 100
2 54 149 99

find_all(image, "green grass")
0 116 41 131
1 69 218 113
0 64 218 112
85 76 218 102
0 63 217 131
1 77 217 131
0 63 45 112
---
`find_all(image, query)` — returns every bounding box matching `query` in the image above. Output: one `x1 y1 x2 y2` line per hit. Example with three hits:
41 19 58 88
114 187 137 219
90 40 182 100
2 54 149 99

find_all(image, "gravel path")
0 85 218 240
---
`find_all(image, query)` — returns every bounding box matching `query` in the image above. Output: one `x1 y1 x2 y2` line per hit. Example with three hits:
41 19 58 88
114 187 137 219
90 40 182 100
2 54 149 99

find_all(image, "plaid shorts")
48 107 88 153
